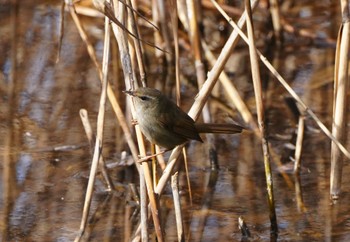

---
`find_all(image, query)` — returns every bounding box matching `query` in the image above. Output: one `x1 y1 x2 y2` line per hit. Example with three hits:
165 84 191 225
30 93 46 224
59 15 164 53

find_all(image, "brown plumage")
124 87 243 149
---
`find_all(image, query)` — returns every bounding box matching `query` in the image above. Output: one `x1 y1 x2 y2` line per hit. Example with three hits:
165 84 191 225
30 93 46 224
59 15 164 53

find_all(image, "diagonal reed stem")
211 0 350 161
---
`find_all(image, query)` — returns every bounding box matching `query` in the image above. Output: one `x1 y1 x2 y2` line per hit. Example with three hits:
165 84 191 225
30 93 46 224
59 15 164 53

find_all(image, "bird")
124 87 244 149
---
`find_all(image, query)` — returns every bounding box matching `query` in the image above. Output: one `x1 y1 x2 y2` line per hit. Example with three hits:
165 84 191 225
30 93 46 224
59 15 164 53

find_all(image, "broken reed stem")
111 1 164 241
75 12 111 241
171 172 185 242
244 0 278 234
330 0 350 199
294 114 305 173
211 0 350 160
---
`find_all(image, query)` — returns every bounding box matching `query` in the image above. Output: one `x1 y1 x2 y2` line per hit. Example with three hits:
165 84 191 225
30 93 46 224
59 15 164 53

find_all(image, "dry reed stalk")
111 1 164 240
156 0 172 59
269 0 282 44
182 147 193 205
187 0 257 121
294 114 305 173
170 1 187 238
201 41 258 131
212 0 350 160
294 174 306 213
127 0 147 86
187 0 219 169
238 216 251 238
139 166 148 241
202 0 242 16
132 145 186 242
169 0 180 105
66 1 140 164
67 3 101 72
152 0 165 175
152 0 163 58
75 10 111 240
78 195 112 240
330 0 350 199
200 2 291 190
66 1 147 239
133 2 259 240
244 0 278 234
177 0 189 30
150 145 157 189
164 0 258 200
93 0 160 50
156 0 259 197
171 172 185 241
79 109 114 190
73 4 104 18
111 3 148 241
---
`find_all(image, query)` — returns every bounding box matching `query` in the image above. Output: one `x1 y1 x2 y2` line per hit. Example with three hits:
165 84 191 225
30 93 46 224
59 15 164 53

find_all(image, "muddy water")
1 1 350 241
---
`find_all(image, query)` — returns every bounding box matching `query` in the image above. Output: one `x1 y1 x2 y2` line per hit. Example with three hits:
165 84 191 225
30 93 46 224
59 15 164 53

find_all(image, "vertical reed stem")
269 0 282 44
294 115 305 173
111 1 164 240
244 0 278 235
172 172 185 241
75 9 111 240
330 0 350 199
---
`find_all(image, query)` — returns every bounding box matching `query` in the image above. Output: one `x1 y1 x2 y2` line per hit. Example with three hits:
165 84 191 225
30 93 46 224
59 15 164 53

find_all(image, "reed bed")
68 0 350 241
4 0 348 241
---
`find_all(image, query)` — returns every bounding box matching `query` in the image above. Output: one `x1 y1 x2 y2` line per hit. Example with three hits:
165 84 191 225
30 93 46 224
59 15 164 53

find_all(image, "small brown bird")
124 87 243 149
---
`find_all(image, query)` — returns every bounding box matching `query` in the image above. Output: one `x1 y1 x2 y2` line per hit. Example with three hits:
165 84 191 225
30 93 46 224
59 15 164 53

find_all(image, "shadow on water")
1 0 350 241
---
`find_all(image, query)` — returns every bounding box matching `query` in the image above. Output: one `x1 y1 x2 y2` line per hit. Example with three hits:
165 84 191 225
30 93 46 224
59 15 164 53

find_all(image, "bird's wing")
158 106 203 142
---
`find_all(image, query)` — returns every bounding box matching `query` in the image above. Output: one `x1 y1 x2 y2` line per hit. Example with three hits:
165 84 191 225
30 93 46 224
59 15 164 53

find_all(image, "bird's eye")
140 96 150 101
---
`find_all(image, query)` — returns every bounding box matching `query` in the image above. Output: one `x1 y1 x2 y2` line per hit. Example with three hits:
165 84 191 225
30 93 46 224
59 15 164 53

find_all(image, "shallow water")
1 1 350 241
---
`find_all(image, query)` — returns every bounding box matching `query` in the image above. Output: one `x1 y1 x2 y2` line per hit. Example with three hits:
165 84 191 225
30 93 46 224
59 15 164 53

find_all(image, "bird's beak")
123 90 135 96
